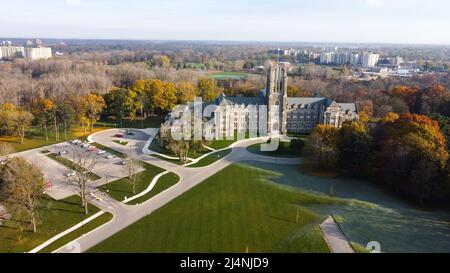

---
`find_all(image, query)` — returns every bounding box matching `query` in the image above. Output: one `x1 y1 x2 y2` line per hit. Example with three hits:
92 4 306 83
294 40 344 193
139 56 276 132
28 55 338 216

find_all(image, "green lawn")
208 139 236 150
90 143 126 159
0 195 101 253
187 149 232 168
209 72 250 80
150 154 188 165
0 126 112 154
98 163 165 202
247 141 300 158
89 164 334 253
98 116 165 129
128 173 180 205
39 212 113 253
44 153 102 181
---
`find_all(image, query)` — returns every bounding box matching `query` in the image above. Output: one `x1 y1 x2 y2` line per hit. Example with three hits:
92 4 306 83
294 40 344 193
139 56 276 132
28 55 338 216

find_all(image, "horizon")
1 0 449 45
2 37 450 48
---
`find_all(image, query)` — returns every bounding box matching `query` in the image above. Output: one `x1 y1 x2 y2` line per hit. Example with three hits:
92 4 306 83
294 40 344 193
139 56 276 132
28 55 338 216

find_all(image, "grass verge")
98 163 165 202
89 164 335 253
38 212 113 253
128 173 180 205
0 195 101 253
187 149 232 168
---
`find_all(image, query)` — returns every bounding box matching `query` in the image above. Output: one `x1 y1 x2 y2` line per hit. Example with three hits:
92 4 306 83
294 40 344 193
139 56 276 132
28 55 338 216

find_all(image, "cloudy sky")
0 0 449 44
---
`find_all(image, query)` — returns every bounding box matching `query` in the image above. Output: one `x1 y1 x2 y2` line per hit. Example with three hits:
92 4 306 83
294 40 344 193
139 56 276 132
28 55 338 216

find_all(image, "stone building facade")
161 63 359 139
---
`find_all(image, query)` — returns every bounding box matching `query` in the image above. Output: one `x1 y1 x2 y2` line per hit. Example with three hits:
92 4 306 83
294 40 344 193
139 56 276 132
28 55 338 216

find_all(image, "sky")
0 0 449 44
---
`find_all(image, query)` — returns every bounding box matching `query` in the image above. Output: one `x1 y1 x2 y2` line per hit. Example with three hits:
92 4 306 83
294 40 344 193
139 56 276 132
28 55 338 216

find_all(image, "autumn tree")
337 122 373 177
375 113 449 203
0 157 44 233
198 78 220 101
306 125 340 169
391 85 419 112
104 88 138 127
81 93 106 132
416 85 450 115
132 79 177 114
35 99 55 141
0 103 16 136
176 82 198 104
9 109 34 144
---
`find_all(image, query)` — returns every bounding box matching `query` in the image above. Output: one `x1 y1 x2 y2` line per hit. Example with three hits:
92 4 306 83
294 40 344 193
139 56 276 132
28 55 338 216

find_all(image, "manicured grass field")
208 139 236 150
0 195 101 253
44 153 102 181
89 164 335 253
209 72 250 80
39 212 113 253
98 163 165 202
247 141 300 158
128 173 180 205
187 149 232 168
98 116 165 129
0 126 112 154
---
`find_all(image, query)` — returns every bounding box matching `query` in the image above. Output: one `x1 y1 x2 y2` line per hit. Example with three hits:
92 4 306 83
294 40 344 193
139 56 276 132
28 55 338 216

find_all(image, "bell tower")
267 63 288 135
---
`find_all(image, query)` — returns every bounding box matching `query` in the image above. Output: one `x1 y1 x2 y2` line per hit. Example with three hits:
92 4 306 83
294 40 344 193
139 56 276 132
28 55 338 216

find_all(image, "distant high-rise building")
320 52 333 64
335 53 350 65
0 45 25 59
349 53 360 66
25 47 52 62
362 53 379 68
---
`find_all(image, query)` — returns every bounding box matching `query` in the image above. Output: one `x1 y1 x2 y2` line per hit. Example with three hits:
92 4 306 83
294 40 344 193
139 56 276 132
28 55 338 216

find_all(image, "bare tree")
69 146 98 215
0 157 45 233
125 148 141 195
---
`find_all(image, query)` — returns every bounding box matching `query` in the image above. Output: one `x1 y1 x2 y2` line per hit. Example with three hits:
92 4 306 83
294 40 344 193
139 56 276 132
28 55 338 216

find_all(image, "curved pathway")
42 129 301 253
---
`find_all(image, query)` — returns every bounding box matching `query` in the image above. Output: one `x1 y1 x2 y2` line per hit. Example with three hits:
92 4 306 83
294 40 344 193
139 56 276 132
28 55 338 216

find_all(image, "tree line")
305 83 450 204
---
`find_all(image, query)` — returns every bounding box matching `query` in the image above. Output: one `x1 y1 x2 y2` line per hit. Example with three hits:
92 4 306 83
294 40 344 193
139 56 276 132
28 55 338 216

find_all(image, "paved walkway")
53 130 301 253
320 216 355 253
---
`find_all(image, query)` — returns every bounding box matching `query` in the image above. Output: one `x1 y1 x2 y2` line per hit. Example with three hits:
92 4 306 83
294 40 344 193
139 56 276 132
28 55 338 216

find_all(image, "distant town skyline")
1 0 449 45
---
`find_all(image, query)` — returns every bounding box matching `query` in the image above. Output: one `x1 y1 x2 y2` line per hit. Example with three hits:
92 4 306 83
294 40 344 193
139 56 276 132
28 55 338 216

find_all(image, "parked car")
97 150 106 155
105 154 116 159
88 146 97 152
121 160 129 166
114 134 124 138
58 150 68 155
64 171 76 177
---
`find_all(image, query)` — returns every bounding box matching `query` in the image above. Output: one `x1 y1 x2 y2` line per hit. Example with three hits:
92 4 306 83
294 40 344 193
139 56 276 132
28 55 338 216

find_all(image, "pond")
243 161 450 253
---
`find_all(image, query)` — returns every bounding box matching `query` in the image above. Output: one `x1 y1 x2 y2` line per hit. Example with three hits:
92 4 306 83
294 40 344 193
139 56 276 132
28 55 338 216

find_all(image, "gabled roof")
337 103 358 114
215 92 266 106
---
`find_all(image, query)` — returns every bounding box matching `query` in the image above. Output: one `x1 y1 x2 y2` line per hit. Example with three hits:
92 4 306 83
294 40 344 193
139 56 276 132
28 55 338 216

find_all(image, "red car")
114 134 124 138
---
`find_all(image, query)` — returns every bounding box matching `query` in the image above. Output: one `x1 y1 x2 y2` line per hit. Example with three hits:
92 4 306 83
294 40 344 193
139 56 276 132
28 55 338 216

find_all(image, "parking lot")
48 140 145 188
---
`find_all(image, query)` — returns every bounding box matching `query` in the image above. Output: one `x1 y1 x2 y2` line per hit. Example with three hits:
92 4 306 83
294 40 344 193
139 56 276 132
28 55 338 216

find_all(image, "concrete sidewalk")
320 216 355 253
